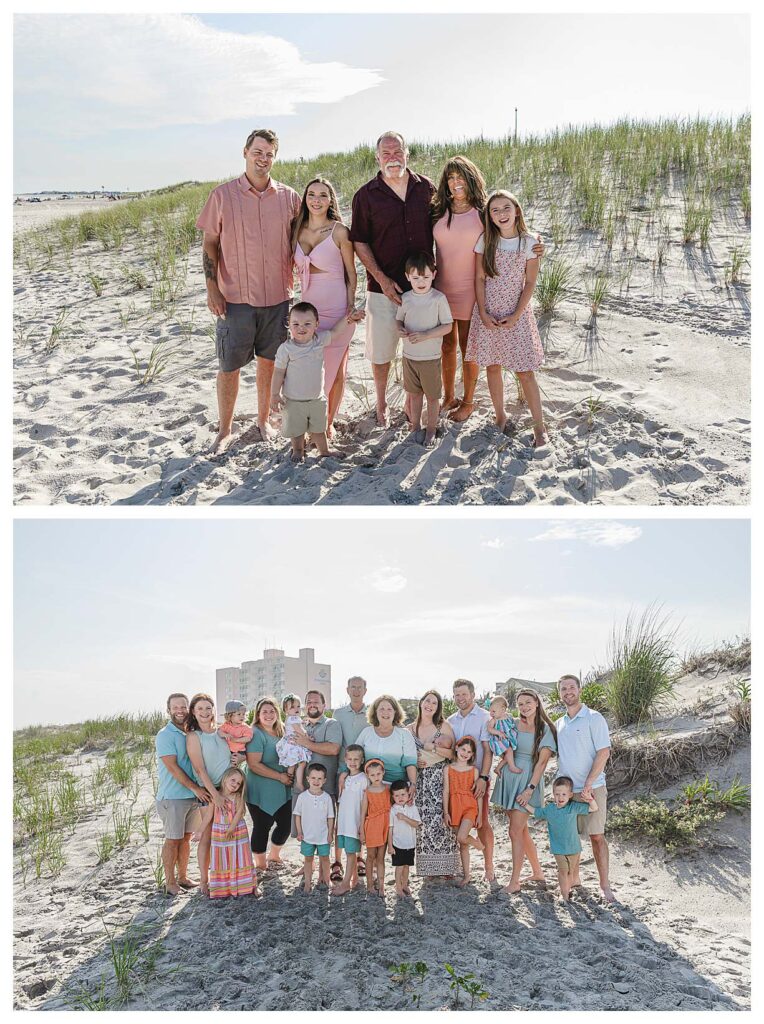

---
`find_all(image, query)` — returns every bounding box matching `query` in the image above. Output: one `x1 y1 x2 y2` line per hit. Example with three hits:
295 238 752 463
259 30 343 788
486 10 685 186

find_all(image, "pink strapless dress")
294 224 354 395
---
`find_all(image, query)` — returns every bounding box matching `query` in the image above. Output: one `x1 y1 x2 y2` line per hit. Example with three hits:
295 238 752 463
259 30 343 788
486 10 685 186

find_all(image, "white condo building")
215 648 331 713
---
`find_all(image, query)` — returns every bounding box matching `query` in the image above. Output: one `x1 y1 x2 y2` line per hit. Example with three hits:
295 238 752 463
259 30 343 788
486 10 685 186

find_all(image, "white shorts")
365 291 402 364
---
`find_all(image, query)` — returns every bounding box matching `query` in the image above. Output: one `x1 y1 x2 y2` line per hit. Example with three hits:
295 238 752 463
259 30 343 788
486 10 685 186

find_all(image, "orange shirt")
196 175 300 307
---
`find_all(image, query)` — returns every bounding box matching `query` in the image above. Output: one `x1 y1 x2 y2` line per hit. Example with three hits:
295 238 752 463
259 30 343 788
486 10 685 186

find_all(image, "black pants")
248 800 292 855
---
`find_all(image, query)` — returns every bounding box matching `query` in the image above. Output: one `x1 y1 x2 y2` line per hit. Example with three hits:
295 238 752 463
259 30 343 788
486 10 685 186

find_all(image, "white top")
389 802 421 849
336 771 368 839
474 231 537 260
395 288 453 361
556 704 611 790
274 330 331 401
284 714 302 736
447 704 490 745
294 789 335 844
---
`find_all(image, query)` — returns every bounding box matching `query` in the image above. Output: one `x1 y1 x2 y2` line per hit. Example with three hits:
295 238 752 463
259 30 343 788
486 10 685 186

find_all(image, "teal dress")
492 723 557 815
245 728 292 814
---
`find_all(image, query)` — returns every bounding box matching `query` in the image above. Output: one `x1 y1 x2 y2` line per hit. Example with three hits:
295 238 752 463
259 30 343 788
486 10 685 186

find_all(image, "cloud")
366 567 408 594
480 538 505 549
14 14 384 136
531 522 642 549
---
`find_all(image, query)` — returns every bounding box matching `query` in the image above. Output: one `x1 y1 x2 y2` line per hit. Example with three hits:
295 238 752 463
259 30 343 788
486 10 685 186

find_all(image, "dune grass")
606 606 677 726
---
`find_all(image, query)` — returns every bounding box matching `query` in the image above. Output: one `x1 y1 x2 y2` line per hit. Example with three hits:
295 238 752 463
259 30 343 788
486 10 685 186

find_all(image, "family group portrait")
12 517 751 1011
12 12 750 506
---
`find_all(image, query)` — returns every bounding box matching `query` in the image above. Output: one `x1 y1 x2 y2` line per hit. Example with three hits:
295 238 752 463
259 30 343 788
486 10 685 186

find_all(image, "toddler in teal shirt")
531 776 598 900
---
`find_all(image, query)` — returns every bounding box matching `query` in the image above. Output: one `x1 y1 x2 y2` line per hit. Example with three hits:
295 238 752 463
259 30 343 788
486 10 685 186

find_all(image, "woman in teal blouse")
245 697 293 872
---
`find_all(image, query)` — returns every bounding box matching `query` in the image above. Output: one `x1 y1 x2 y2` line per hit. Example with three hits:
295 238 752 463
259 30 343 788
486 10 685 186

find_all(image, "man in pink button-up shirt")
197 129 300 453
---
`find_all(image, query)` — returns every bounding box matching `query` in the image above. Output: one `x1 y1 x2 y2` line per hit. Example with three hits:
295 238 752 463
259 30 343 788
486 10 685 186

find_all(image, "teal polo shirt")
155 721 197 800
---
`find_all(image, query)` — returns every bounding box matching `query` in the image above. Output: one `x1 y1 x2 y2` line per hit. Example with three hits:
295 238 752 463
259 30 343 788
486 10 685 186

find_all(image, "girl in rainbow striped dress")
200 767 260 899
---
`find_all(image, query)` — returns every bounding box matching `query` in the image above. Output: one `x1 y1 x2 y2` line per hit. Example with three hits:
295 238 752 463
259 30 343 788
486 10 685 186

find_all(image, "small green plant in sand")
112 806 133 849
724 245 749 286
105 922 144 1004
149 847 165 890
610 776 750 854
129 340 173 386
137 808 152 842
535 259 573 316
86 270 107 296
97 831 115 864
606 606 677 726
583 271 611 320
66 979 112 1011
120 264 149 291
444 964 490 1009
389 961 429 1007
730 678 751 734
44 307 75 354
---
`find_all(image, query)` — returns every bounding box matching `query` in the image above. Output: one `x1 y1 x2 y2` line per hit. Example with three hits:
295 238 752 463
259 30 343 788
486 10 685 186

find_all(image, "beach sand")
13 198 750 505
13 662 750 1011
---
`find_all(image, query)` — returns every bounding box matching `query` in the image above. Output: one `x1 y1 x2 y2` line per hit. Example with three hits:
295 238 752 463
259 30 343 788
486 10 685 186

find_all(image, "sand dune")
13 194 750 506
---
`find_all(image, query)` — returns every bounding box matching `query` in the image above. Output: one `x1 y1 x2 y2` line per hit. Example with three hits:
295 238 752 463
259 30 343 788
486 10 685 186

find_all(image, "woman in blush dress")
431 156 488 422
293 177 360 437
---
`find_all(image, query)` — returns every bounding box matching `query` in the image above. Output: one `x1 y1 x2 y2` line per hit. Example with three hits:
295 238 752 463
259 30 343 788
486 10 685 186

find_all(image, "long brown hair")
253 697 285 738
431 155 488 226
186 693 215 733
291 176 342 250
414 689 444 736
481 189 532 278
516 688 558 765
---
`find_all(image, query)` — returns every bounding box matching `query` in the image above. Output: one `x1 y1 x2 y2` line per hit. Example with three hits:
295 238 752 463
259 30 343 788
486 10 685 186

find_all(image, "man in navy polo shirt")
350 131 435 427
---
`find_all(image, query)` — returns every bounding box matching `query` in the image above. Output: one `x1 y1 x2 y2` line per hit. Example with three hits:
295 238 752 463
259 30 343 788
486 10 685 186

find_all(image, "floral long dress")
413 730 460 877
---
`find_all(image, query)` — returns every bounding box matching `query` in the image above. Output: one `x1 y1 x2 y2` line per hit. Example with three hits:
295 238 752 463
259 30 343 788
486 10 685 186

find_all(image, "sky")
13 12 750 193
13 518 750 730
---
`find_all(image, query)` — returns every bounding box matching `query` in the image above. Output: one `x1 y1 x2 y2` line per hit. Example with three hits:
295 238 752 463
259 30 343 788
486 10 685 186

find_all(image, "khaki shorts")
575 786 607 837
282 397 327 437
402 356 442 399
155 798 197 840
365 291 401 364
216 301 289 371
554 852 581 873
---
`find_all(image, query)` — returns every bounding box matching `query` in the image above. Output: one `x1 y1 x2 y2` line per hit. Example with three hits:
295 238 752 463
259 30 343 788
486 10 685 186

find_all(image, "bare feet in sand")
503 882 522 894
424 430 437 448
375 405 389 428
601 886 616 903
331 881 356 896
258 420 277 442
199 882 210 897
532 431 550 448
440 396 460 415
177 877 198 890
290 449 305 464
211 431 234 456
450 402 474 422
164 883 181 896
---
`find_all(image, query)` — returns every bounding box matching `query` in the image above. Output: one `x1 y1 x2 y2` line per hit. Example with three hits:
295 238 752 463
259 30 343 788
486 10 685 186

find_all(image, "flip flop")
357 857 366 878
330 861 344 883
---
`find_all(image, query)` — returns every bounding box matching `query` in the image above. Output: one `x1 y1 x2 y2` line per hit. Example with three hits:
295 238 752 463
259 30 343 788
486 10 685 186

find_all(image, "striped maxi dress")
208 798 256 898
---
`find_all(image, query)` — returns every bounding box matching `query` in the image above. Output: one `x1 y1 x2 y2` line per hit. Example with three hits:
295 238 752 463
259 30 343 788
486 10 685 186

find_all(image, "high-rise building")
215 648 331 714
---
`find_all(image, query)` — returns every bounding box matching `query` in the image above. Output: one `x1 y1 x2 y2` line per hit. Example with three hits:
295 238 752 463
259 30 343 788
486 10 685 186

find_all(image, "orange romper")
364 786 392 847
448 767 479 827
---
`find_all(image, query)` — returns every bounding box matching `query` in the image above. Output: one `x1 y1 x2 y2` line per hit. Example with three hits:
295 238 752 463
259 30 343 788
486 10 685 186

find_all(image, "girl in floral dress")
466 190 548 447
204 767 259 899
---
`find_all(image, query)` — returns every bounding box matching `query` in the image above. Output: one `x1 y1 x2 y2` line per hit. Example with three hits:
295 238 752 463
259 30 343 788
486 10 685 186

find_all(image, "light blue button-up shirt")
556 704 611 790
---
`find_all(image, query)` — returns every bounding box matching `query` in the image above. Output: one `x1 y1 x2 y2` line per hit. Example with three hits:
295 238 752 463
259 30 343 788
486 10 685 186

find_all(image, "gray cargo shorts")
216 300 290 371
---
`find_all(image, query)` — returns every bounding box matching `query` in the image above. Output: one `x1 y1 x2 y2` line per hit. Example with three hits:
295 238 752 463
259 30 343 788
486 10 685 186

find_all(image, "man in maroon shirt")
350 132 435 426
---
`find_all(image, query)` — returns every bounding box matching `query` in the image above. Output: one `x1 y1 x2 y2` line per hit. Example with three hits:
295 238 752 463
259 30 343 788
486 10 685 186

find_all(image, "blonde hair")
482 190 532 279
218 767 247 819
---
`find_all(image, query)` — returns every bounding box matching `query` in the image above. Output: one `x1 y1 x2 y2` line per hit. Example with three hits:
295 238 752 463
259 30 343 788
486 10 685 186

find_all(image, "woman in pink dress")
431 156 487 422
293 178 359 437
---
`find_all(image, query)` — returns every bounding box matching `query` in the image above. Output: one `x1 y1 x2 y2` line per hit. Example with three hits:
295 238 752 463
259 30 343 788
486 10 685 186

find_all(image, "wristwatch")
527 783 536 790
479 774 489 782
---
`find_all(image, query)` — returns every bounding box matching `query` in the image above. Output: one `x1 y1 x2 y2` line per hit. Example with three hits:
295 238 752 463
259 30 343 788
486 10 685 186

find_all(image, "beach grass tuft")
606 606 677 726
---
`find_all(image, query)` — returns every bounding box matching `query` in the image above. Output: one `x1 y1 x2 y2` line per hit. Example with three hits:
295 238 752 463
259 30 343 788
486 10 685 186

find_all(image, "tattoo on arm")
203 250 218 282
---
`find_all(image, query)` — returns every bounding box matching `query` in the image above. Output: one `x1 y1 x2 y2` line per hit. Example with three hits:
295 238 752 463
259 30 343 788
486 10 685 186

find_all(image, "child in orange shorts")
359 759 391 898
443 737 484 885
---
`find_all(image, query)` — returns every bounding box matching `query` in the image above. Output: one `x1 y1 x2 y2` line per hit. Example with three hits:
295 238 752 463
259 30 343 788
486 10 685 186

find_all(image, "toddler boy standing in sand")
294 763 335 893
271 301 364 463
395 252 453 447
531 776 598 900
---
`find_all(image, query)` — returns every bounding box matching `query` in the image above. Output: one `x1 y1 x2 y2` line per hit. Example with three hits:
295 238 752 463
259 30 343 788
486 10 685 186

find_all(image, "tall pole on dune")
514 108 518 144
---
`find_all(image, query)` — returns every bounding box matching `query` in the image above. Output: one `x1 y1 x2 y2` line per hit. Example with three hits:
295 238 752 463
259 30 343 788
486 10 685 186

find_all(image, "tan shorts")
155 798 197 841
554 852 581 873
282 397 327 438
402 356 442 399
365 292 401 364
574 786 607 837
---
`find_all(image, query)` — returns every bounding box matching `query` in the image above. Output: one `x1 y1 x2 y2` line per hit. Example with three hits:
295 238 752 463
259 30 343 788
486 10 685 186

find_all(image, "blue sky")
14 12 750 192
14 518 750 729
